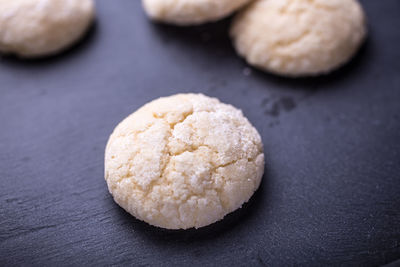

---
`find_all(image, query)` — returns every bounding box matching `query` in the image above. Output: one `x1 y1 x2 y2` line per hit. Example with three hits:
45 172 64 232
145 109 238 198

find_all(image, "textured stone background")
0 0 399 266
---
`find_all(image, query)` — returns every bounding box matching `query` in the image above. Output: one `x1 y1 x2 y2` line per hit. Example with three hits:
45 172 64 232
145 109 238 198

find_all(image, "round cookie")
230 0 367 77
0 0 95 58
105 94 264 229
142 0 252 26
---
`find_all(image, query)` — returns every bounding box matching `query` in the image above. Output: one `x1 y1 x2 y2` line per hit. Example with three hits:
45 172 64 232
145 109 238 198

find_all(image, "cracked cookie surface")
142 0 252 25
0 0 94 58
105 94 264 229
230 0 367 76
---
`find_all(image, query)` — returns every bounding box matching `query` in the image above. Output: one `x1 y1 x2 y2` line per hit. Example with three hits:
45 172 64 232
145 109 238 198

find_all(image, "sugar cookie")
0 0 95 58
230 0 367 76
142 0 252 26
105 94 264 229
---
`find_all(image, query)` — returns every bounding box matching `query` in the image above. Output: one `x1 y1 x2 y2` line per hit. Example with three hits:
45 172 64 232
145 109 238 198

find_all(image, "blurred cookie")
105 94 264 229
142 0 252 25
231 0 367 76
0 0 95 58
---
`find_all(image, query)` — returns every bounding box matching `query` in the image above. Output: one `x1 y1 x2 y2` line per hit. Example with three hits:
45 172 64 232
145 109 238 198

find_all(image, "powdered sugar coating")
0 0 94 58
142 0 252 25
105 94 264 229
230 0 367 76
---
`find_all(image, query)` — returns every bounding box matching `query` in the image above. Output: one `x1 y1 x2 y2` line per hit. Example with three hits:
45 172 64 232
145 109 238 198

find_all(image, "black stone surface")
0 0 399 266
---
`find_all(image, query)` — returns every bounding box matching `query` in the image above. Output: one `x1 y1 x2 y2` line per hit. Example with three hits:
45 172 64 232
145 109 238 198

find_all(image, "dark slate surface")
0 0 399 266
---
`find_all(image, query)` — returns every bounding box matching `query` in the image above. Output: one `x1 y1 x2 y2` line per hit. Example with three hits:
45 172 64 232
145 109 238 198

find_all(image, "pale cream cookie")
0 0 95 58
105 94 264 229
230 0 367 76
142 0 253 26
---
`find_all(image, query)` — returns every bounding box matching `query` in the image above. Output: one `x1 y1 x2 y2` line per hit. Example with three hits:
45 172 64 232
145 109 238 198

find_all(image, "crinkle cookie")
0 0 95 58
230 0 367 76
142 0 252 25
105 94 264 229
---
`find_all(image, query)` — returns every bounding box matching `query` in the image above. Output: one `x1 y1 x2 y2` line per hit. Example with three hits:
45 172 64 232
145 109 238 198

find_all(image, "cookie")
105 94 264 229
230 0 367 76
0 0 95 58
142 0 252 26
